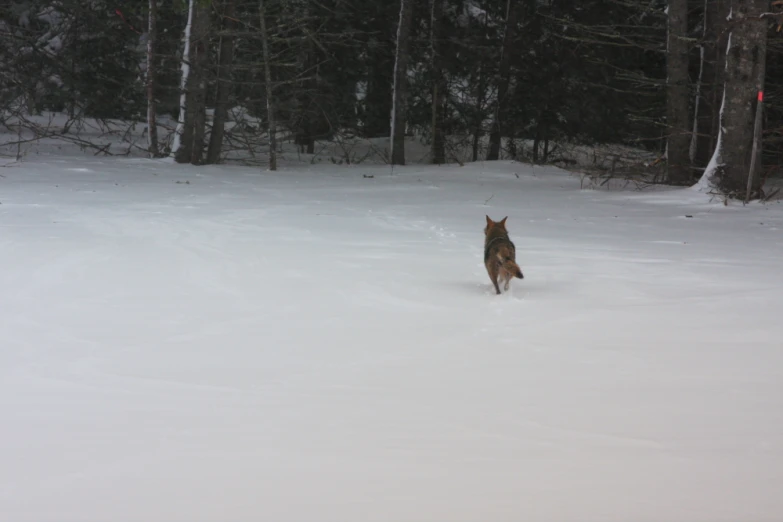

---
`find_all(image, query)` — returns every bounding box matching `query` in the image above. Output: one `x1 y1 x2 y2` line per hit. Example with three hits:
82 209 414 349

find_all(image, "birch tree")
171 0 195 159
173 0 210 165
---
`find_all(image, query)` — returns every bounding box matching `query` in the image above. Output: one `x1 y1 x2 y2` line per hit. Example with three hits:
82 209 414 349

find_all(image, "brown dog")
484 215 524 294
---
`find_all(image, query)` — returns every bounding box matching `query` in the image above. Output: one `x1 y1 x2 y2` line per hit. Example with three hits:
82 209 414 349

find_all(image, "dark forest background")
1 0 780 198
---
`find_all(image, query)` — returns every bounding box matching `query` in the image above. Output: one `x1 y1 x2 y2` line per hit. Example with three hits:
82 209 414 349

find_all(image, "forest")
1 0 780 199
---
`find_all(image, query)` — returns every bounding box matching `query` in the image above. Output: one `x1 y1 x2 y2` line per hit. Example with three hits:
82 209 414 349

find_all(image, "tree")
486 0 518 161
188 2 211 165
699 0 769 197
390 0 414 166
259 0 277 171
172 0 195 160
207 0 237 165
146 0 160 158
173 0 210 165
430 0 446 164
358 1 397 138
666 0 690 184
691 0 729 170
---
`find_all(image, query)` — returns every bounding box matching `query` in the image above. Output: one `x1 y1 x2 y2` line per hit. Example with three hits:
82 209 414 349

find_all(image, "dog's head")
484 215 508 236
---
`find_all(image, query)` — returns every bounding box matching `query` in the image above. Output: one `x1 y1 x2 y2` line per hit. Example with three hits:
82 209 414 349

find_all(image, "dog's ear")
500 216 508 227
485 215 493 226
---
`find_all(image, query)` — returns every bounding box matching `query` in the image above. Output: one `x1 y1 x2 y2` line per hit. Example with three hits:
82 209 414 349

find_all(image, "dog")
484 215 524 294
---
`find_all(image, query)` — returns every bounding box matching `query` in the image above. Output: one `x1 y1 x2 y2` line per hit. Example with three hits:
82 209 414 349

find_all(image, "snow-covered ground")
1 156 782 522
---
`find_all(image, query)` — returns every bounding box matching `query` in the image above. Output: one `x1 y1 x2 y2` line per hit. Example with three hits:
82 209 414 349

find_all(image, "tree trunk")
691 0 729 169
430 0 446 165
666 0 690 184
532 105 549 163
146 0 159 158
307 119 315 154
471 64 485 162
189 2 211 165
699 0 768 197
172 0 195 161
486 0 518 161
296 7 316 157
363 56 393 138
543 135 550 163
259 0 277 171
745 83 764 202
390 0 414 166
470 2 489 162
206 0 237 165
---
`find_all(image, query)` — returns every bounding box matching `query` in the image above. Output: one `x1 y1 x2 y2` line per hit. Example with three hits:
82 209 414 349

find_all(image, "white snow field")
1 156 782 522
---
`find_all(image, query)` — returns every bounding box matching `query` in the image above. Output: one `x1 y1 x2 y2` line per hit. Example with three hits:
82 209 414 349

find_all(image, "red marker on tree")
758 91 764 102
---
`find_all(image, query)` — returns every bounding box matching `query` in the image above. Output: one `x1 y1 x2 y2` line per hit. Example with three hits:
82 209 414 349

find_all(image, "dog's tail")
501 257 524 279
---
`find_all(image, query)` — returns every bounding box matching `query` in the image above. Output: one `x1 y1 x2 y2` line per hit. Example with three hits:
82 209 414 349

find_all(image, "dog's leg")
487 266 501 295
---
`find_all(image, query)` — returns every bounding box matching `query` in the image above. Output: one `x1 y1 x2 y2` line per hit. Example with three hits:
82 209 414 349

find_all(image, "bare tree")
431 0 446 164
666 0 690 184
470 63 487 162
699 0 768 197
486 0 518 161
189 1 211 165
259 0 277 170
691 0 729 169
173 0 210 165
390 0 414 166
207 0 237 164
146 0 160 158
172 0 195 160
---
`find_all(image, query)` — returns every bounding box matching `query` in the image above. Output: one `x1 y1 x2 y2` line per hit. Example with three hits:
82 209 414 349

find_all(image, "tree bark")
259 0 277 171
533 107 549 164
430 0 446 165
189 2 211 165
295 4 316 156
700 0 768 197
206 0 237 165
666 0 690 184
363 55 393 138
390 0 414 166
172 0 195 162
146 0 159 158
486 0 518 161
745 82 764 202
471 63 486 162
691 0 729 169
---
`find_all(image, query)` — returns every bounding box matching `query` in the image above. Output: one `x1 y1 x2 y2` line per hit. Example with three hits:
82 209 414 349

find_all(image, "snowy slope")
1 157 782 522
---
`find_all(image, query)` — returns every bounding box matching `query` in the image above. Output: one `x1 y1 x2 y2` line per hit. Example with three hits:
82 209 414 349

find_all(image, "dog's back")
484 215 524 294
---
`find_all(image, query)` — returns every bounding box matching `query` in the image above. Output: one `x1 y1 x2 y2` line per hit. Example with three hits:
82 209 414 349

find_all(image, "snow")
1 156 783 522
